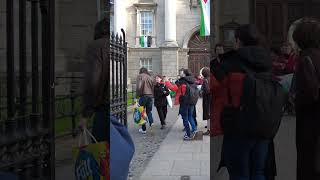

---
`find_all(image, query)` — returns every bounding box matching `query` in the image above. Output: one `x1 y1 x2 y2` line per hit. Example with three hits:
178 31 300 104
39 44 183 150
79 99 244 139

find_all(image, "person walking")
211 24 282 180
201 67 211 135
154 75 170 129
292 18 320 180
80 18 134 180
164 69 198 140
80 18 109 142
136 67 155 134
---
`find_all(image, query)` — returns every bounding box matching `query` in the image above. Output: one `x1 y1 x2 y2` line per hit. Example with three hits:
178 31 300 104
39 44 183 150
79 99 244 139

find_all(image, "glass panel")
140 11 153 36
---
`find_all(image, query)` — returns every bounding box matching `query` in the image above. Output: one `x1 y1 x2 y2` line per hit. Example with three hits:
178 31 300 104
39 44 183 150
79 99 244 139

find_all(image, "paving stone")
200 160 210 176
170 160 201 176
152 152 193 161
142 160 174 176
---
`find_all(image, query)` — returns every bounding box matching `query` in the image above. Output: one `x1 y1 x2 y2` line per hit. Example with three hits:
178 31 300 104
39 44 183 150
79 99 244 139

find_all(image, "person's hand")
79 117 87 130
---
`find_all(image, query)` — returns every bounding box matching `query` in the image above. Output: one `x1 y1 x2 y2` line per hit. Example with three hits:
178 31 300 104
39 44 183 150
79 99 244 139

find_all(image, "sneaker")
183 134 193 141
139 128 147 134
150 123 154 127
191 131 196 138
160 125 165 130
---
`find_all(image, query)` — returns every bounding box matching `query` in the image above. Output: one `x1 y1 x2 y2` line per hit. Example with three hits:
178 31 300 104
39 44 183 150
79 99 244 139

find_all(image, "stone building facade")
5 0 313 88
112 0 251 84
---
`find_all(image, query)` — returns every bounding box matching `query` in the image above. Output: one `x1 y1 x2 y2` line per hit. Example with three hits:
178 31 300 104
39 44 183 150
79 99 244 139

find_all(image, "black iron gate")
110 29 128 127
1 0 55 179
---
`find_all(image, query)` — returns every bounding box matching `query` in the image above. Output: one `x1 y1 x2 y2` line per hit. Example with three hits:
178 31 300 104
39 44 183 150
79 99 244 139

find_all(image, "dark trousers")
92 107 108 142
223 135 270 180
156 106 167 125
139 96 154 131
193 105 198 127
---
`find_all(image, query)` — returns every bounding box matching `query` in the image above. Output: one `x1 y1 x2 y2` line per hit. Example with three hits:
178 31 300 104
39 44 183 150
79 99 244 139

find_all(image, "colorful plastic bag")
73 128 109 180
133 104 148 125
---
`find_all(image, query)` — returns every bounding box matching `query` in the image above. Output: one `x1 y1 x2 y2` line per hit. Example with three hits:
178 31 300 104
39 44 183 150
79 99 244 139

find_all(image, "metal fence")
110 29 128 127
1 0 55 179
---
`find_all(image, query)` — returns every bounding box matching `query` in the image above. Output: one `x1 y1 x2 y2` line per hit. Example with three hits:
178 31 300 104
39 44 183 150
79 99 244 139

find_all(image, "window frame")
140 58 153 72
140 11 153 36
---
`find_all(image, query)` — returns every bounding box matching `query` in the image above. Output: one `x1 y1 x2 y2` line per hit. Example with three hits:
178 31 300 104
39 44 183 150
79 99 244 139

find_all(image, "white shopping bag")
166 93 173 108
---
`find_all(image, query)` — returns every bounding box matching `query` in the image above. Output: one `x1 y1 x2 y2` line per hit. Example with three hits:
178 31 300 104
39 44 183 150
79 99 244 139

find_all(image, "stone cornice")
133 2 157 9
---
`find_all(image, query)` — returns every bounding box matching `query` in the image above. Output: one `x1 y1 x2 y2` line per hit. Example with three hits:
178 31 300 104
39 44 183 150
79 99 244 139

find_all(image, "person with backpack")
164 69 198 140
292 18 320 180
154 75 170 129
136 67 155 134
210 24 286 180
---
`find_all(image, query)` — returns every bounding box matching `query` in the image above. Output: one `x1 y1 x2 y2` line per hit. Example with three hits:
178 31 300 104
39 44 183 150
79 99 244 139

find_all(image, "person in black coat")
201 67 211 135
154 75 170 129
293 18 320 180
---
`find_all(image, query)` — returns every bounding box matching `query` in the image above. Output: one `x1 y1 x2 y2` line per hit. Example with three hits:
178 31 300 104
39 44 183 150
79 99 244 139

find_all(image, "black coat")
201 77 211 120
154 83 170 107
295 49 320 180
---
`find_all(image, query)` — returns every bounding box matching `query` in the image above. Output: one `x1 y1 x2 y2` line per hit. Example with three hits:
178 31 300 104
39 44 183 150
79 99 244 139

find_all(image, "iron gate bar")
122 28 128 127
31 0 40 133
116 34 119 104
6 0 16 132
111 32 115 102
19 0 27 137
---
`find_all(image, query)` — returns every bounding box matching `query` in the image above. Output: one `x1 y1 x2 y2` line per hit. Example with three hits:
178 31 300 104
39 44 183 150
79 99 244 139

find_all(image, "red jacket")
210 73 245 136
165 81 187 106
209 47 272 136
165 76 196 106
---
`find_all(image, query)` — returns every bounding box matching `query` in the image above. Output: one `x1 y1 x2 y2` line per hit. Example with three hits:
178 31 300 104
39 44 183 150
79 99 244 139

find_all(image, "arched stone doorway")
188 31 210 75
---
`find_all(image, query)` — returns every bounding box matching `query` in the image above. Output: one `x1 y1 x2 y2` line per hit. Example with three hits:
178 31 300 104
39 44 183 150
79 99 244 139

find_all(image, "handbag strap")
78 128 99 147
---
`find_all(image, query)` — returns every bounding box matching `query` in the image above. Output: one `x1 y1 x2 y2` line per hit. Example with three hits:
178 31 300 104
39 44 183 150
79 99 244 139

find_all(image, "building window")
140 11 153 36
140 58 152 72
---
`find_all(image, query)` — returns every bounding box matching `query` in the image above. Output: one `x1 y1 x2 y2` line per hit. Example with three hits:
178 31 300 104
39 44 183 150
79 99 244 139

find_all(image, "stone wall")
127 48 161 84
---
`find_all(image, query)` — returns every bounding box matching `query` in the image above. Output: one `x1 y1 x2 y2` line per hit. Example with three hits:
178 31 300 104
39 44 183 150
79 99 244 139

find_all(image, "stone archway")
188 31 210 75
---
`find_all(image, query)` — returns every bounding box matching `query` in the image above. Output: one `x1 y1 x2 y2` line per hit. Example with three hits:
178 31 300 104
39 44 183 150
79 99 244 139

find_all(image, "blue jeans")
139 96 154 131
180 105 196 137
223 136 270 180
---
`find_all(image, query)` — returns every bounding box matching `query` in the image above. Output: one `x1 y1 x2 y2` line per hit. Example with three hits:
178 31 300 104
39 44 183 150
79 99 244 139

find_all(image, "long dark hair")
293 18 320 50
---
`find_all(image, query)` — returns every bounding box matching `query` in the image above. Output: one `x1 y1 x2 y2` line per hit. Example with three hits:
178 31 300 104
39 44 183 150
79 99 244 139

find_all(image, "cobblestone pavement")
127 106 180 180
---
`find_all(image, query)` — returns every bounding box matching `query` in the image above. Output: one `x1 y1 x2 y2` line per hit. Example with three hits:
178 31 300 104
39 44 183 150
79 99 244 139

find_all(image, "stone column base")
160 46 179 79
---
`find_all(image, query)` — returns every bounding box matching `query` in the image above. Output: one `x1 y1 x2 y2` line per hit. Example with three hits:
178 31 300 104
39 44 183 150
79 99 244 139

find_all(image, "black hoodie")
211 46 272 81
176 76 196 86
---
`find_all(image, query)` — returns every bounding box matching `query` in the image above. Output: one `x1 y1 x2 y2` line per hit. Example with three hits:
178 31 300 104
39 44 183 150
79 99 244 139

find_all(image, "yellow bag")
72 128 109 180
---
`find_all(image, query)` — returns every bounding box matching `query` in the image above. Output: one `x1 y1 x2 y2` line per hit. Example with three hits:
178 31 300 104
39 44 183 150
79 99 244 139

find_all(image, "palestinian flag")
200 0 210 36
140 36 148 48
